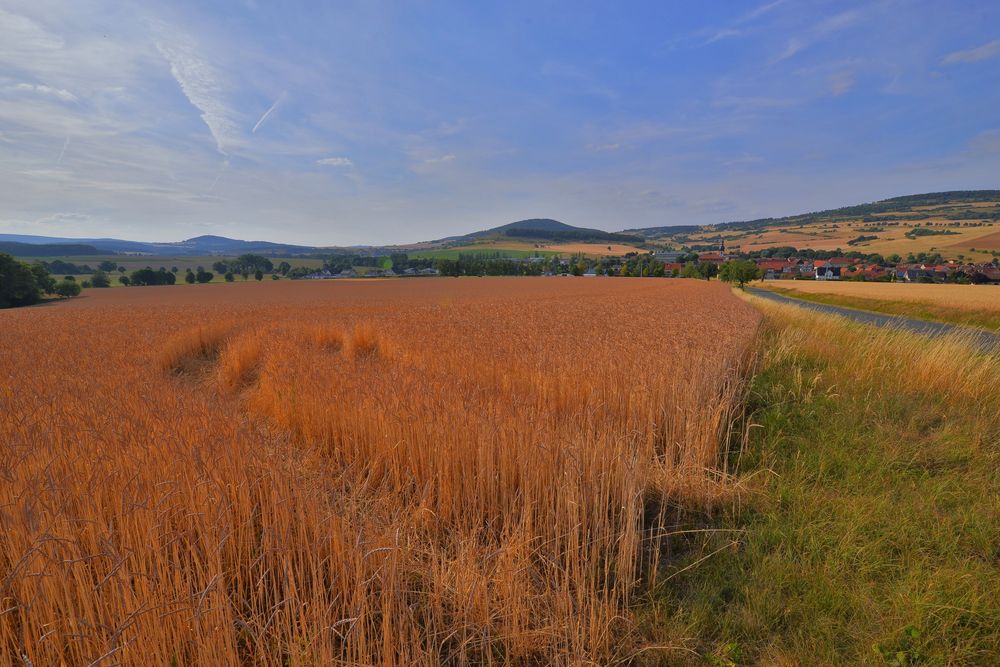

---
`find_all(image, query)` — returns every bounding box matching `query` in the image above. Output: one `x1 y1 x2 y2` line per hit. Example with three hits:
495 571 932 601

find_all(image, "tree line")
0 253 81 308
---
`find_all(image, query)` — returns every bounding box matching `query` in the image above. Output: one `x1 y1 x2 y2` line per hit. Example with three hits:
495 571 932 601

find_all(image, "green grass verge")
643 298 1000 665
761 284 1000 333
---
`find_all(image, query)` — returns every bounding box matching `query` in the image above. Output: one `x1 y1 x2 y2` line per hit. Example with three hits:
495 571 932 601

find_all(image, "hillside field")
652 193 1000 261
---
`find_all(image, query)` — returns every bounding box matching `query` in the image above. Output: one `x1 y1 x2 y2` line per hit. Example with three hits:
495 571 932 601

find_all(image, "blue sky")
1 0 998 245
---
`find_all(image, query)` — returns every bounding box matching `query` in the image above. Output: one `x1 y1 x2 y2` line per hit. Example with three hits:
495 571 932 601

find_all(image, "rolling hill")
4 191 999 262
0 233 328 257
625 190 1000 261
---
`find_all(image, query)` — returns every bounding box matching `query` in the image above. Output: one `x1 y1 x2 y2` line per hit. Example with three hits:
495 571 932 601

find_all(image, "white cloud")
154 25 239 155
316 156 353 167
942 39 1000 65
423 154 456 164
7 83 78 102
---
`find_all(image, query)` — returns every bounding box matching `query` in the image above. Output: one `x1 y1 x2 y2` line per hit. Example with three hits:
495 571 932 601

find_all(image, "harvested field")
0 278 759 665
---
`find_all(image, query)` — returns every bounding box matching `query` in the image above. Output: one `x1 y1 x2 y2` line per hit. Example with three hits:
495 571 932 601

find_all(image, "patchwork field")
0 278 759 665
658 195 1000 261
700 220 1000 259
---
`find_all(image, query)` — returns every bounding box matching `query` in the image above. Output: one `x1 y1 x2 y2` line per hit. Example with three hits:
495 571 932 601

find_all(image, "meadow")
0 278 759 665
761 280 1000 331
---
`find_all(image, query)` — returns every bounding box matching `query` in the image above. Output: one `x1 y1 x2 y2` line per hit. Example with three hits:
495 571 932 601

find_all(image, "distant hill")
460 218 643 244
622 190 1000 239
0 241 103 256
0 233 328 257
622 190 1000 262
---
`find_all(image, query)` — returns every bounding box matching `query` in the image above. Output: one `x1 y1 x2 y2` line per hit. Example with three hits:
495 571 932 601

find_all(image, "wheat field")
0 278 759 665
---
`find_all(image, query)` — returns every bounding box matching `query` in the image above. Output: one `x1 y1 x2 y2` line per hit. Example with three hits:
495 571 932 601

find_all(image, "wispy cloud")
7 83 78 102
423 154 456 164
56 135 71 164
252 91 287 133
154 24 239 155
316 156 353 167
744 0 787 22
773 38 805 62
828 71 855 96
816 11 860 35
712 95 798 110
966 129 1000 154
942 39 1000 65
702 0 787 44
773 10 861 62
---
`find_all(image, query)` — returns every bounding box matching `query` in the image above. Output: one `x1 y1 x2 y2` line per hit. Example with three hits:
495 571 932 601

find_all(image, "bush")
54 279 82 298
196 270 214 284
224 272 235 282
131 268 177 286
90 271 111 288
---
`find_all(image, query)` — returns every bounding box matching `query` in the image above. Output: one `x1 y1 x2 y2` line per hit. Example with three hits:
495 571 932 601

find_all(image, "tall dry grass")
0 278 759 665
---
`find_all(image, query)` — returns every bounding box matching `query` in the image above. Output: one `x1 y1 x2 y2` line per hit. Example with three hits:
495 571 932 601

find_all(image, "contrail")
252 92 286 134
209 159 229 193
56 135 70 164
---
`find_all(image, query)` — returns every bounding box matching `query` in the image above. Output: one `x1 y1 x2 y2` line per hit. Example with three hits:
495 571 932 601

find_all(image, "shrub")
53 279 82 298
90 270 111 288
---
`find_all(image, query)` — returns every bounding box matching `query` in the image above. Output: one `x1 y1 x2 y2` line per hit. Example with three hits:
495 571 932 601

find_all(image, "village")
302 245 1000 284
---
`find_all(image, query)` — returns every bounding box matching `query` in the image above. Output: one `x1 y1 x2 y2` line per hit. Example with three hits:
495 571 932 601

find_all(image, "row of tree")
0 253 82 308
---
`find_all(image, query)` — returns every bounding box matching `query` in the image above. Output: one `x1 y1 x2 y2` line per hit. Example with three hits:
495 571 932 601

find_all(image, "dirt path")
746 287 1000 353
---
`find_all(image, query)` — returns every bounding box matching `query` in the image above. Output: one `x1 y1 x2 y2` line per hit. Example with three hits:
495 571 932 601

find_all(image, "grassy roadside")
644 294 1000 665
758 284 1000 333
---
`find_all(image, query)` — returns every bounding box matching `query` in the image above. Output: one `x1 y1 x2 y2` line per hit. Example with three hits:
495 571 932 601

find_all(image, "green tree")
30 263 56 294
98 260 117 272
119 275 131 286
719 260 762 288
90 270 111 288
235 254 273 275
0 253 47 308
254 269 263 281
277 261 291 276
185 270 196 284
53 279 82 298
224 271 235 282
196 270 214 283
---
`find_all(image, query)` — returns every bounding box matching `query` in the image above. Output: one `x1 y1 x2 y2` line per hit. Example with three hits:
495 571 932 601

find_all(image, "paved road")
746 287 1000 353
